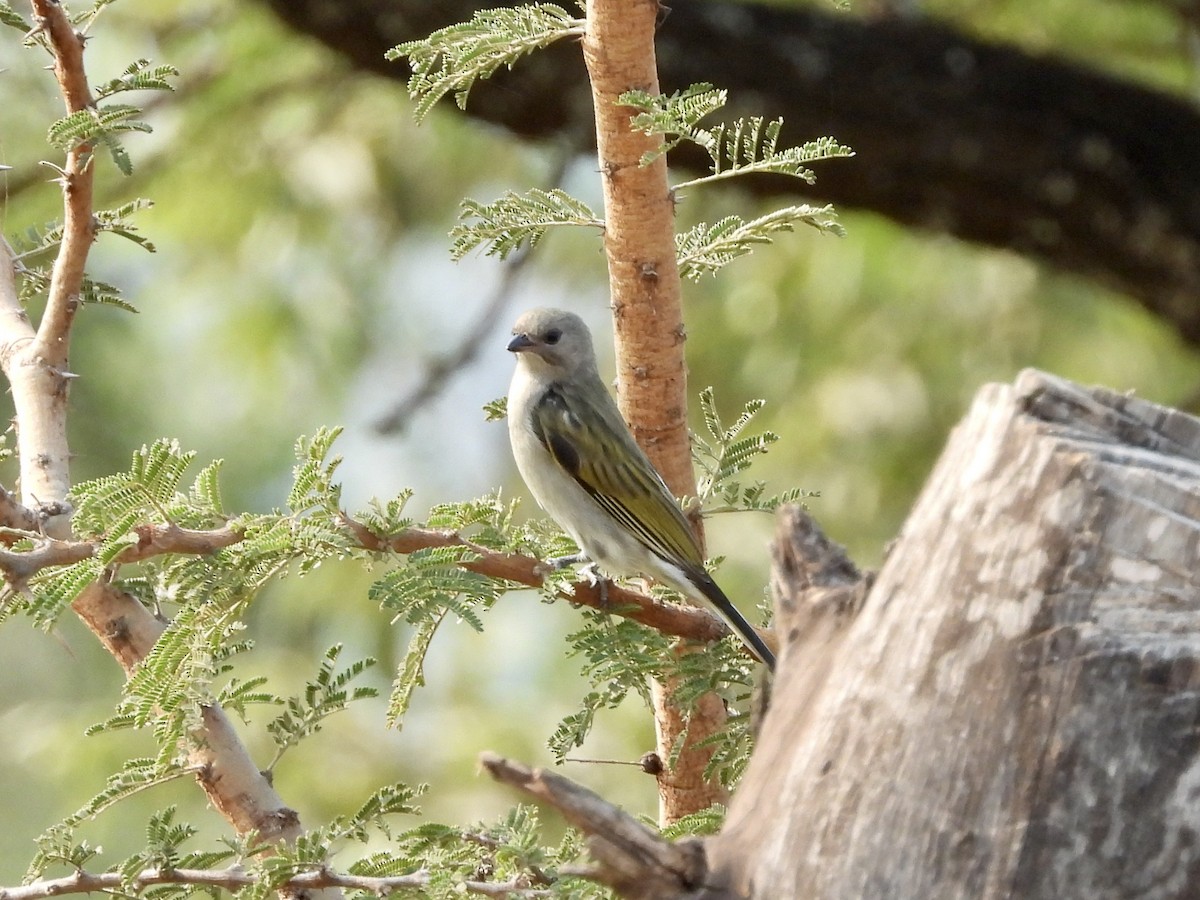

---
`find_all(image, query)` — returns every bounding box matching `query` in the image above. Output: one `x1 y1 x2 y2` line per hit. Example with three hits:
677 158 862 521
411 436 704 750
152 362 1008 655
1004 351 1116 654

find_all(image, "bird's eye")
544 328 562 345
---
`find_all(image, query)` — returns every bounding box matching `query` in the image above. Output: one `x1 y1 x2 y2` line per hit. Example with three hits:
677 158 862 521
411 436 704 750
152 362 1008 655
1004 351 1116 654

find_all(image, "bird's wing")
530 382 704 568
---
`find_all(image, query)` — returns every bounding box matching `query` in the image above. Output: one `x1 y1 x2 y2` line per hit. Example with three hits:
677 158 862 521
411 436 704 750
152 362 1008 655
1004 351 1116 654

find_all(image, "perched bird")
506 307 776 669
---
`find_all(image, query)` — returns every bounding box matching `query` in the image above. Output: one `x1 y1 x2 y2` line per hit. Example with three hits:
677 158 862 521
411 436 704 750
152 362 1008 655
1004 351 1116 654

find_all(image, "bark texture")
262 0 1200 346
706 369 1200 898
583 0 725 825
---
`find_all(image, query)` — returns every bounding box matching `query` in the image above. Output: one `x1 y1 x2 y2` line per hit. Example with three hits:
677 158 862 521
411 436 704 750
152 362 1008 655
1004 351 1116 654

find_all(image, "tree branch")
0 866 431 900
0 244 41 535
29 0 94 365
479 751 707 899
350 516 734 645
0 515 741 646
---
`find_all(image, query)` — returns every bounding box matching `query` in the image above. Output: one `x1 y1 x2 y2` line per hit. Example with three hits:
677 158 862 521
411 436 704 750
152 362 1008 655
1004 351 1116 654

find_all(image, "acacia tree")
0 0 835 895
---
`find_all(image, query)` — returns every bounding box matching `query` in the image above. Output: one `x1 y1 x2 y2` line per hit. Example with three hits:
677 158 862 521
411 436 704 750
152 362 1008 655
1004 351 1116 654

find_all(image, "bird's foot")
578 562 612 609
543 552 588 571
538 554 613 608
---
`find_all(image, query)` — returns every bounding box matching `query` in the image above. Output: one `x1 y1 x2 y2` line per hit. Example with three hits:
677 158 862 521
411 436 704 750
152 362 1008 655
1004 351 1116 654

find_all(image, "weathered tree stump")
709 369 1200 899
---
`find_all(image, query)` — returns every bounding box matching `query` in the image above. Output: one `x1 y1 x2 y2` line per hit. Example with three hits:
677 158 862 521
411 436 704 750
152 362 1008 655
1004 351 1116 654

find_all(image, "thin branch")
0 866 430 900
0 864 562 899
479 752 707 897
0 523 245 587
29 0 96 365
0 514 738 645
374 146 574 435
375 243 530 435
345 515 733 645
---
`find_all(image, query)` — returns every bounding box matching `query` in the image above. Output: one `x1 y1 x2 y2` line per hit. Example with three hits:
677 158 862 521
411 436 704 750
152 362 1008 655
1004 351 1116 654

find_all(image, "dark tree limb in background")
262 0 1200 346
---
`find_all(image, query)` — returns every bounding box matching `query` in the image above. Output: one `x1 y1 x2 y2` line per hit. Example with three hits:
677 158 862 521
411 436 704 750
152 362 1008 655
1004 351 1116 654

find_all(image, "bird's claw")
545 552 588 571
537 554 612 608
535 552 588 579
578 562 611 608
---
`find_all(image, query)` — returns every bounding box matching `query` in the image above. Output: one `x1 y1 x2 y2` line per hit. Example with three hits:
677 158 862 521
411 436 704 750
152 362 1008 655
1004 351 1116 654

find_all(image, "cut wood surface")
708 369 1200 899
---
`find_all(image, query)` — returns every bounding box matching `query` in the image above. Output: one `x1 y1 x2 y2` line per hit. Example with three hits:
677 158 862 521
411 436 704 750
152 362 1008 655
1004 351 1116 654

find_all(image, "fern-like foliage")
61 758 191 832
623 83 854 188
552 610 760 790
387 805 601 897
451 188 602 261
388 4 584 121
625 83 730 162
12 201 154 312
682 127 854 190
289 427 344 514
692 386 815 512
48 104 149 175
659 804 728 840
265 644 379 772
113 806 235 900
43 54 175 174
94 59 179 100
24 825 101 882
677 205 843 280
372 545 499 728
0 2 29 31
482 396 509 421
548 616 666 759
71 0 120 30
26 439 208 627
229 784 424 899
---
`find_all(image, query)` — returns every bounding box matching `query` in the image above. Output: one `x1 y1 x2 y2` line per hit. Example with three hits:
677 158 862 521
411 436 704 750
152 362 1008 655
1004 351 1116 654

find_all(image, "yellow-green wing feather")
530 381 704 568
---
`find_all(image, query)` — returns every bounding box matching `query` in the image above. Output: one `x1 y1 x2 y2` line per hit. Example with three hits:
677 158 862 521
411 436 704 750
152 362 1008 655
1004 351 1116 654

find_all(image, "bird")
505 307 776 670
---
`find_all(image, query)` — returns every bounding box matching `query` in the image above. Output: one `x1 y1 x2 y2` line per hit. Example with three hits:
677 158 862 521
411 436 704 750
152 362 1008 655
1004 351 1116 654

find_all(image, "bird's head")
507 308 598 378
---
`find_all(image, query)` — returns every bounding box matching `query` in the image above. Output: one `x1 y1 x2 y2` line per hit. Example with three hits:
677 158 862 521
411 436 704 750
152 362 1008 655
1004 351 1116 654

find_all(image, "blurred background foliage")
1 0 1199 882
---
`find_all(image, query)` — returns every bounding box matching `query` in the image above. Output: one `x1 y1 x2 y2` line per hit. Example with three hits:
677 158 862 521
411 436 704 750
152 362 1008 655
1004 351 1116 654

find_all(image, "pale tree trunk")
708 368 1200 898
487 368 1200 897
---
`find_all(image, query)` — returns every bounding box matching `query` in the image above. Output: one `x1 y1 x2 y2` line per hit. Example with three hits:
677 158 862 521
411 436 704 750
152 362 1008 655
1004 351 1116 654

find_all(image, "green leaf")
386 614 442 729
388 4 584 121
288 427 345 513
266 645 378 769
483 396 509 421
451 188 602 260
679 127 854 189
25 824 99 882
60 758 189 829
47 104 153 175
94 59 179 100
677 205 843 280
623 83 728 162
0 2 30 31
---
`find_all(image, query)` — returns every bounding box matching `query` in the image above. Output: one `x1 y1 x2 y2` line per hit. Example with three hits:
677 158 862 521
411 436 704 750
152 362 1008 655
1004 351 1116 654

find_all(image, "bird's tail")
689 570 776 670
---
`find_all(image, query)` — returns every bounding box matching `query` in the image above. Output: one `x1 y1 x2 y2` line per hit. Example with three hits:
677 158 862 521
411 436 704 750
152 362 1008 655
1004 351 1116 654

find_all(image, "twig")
374 147 574 436
29 0 96 365
0 864 563 899
479 752 707 898
0 483 43 532
346 515 733 645
0 866 430 900
0 513 739 646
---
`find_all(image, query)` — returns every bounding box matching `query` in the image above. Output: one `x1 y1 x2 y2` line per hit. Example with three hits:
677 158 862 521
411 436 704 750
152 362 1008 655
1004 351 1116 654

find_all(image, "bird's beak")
507 333 535 353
